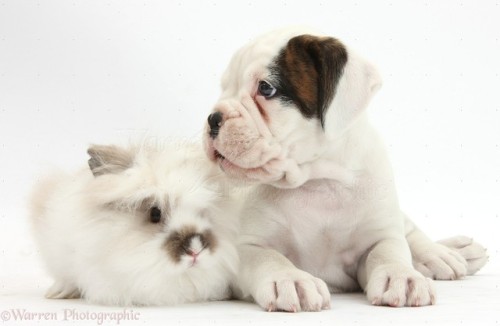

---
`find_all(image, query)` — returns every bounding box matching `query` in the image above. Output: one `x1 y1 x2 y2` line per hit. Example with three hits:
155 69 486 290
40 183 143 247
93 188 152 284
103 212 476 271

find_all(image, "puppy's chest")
275 179 355 224
271 181 360 250
265 180 371 283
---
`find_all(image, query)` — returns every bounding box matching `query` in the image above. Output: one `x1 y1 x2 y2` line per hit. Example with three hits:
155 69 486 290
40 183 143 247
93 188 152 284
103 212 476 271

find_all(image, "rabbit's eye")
149 206 162 224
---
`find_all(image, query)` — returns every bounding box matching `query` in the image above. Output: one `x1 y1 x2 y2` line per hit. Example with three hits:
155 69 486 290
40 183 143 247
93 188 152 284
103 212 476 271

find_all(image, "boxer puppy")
204 27 488 311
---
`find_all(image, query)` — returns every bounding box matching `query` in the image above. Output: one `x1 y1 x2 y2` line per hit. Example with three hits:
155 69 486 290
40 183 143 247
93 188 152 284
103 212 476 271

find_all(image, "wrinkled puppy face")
204 30 353 185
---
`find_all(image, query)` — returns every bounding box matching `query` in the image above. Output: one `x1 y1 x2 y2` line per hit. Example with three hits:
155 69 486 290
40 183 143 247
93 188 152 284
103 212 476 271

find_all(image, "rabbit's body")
30 142 239 306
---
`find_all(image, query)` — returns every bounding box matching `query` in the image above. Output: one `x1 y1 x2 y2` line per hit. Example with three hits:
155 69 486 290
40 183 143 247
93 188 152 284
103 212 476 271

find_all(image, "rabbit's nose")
182 234 205 255
165 228 218 263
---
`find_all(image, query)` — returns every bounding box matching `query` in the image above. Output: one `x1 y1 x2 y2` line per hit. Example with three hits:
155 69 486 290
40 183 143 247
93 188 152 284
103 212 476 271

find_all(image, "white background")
0 1 499 325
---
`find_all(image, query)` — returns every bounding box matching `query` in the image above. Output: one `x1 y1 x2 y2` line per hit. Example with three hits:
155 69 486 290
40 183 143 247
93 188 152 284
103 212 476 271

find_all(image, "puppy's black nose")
207 112 223 139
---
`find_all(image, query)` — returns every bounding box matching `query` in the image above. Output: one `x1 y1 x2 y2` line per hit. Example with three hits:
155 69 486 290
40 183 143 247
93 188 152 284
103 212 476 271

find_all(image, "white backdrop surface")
0 1 499 325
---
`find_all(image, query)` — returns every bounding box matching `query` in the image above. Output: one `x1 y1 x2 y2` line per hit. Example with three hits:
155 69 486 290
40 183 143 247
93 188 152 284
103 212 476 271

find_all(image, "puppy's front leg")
237 244 331 312
358 238 436 307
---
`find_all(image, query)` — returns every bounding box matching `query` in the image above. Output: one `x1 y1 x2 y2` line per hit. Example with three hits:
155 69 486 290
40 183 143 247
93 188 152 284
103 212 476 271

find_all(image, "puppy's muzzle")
207 112 223 139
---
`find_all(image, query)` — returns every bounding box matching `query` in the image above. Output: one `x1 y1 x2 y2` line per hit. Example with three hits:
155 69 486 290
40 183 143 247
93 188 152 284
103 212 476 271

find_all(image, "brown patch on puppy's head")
271 35 348 127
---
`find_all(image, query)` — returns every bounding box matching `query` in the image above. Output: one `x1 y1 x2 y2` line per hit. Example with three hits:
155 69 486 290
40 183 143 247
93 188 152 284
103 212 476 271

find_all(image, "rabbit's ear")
87 145 134 177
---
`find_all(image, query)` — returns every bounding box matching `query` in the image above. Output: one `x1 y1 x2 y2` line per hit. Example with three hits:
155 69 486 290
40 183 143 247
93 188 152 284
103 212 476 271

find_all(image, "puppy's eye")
258 80 277 98
149 206 162 224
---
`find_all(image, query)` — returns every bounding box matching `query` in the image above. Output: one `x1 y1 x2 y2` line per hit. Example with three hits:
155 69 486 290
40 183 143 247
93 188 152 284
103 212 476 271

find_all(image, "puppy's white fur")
204 27 488 310
30 142 239 306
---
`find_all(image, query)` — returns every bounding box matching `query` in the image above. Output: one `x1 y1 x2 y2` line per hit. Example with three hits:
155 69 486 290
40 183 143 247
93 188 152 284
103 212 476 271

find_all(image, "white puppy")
30 142 239 306
203 27 488 310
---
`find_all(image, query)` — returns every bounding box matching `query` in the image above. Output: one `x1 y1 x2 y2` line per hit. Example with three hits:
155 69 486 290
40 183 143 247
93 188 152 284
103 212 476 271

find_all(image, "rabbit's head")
83 142 238 275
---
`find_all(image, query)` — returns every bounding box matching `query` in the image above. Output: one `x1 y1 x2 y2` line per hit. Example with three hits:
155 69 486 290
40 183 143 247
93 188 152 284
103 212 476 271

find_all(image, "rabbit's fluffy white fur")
30 142 239 306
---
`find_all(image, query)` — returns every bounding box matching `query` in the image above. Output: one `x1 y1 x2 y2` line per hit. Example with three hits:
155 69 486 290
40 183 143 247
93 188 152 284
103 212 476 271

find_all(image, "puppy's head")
204 28 382 186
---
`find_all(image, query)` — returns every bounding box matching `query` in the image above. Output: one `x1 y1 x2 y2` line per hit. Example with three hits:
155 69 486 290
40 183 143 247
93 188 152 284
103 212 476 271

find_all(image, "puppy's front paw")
366 264 435 307
254 269 331 312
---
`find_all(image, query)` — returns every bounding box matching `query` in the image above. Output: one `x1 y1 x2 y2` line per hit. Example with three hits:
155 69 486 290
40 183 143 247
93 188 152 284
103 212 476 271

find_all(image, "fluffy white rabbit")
30 142 240 306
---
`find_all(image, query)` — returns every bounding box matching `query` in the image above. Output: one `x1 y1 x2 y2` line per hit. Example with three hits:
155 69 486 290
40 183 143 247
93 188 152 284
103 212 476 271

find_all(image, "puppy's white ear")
87 145 134 177
326 50 382 136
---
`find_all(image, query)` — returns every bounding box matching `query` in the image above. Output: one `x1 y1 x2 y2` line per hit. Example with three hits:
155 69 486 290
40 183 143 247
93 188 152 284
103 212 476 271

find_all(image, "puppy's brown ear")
87 145 134 177
274 35 348 127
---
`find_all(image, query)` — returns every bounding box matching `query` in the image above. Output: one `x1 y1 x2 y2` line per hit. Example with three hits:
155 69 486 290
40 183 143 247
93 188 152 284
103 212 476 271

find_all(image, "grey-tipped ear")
87 145 134 177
